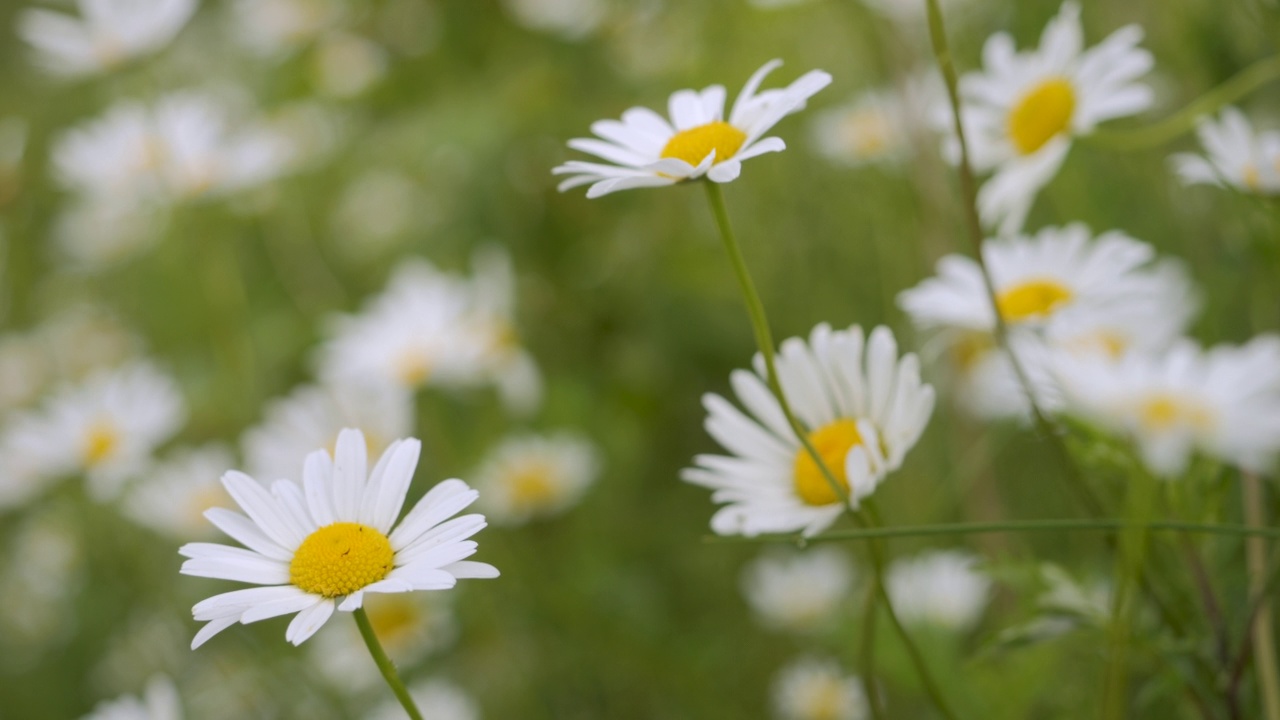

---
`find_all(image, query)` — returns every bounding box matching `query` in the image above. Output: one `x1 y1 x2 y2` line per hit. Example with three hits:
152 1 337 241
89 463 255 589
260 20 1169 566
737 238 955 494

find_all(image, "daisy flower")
367 678 480 720
1170 107 1280 195
122 445 236 540
312 592 457 691
81 675 181 720
230 0 344 57
741 547 855 632
17 0 197 78
955 2 1153 234
503 0 607 40
682 324 934 537
885 550 990 630
473 432 599 526
1055 337 1280 476
180 428 499 648
466 245 543 415
553 59 832 197
771 657 868 720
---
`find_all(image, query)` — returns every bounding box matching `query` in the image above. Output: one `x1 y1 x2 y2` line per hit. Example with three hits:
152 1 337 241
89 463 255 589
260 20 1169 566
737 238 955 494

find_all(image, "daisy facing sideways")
1170 107 1280 195
683 324 934 537
180 428 498 648
554 59 831 197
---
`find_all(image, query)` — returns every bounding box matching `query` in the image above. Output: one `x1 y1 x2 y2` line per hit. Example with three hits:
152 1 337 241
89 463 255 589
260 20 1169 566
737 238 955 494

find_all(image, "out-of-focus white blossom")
18 0 197 78
1171 107 1280 195
502 0 607 40
230 0 344 56
772 657 868 720
741 548 855 632
885 550 990 630
473 432 599 526
122 445 236 539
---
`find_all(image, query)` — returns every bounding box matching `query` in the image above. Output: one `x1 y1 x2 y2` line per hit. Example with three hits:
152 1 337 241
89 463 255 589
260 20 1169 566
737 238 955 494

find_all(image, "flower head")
885 550 990 630
473 432 599 526
81 675 181 720
741 547 855 632
123 444 236 540
18 0 196 78
772 657 868 720
1171 107 1280 195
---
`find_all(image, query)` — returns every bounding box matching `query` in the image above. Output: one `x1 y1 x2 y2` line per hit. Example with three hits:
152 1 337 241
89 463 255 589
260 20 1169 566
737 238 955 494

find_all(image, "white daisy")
81 675 181 720
122 444 236 539
682 324 935 537
771 657 868 720
230 0 344 57
740 547 855 633
1055 337 1280 476
3 360 186 501
55 198 163 269
860 0 974 27
242 382 412 484
180 428 499 648
1171 107 1280 195
473 432 599 526
553 59 832 197
810 88 909 167
365 678 480 720
885 550 990 630
502 0 607 40
955 2 1153 234
466 245 543 415
17 0 197 78
312 591 457 692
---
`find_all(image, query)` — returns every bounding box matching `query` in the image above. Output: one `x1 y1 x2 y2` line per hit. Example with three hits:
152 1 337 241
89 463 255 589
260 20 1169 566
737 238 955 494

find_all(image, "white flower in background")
955 2 1153 234
885 550 990 630
180 429 499 648
554 59 832 197
0 334 49 418
502 0 607 40
860 0 972 26
40 305 142 382
683 324 935 537
810 88 909 167
1171 107 1280 195
312 592 457 692
772 657 868 720
473 432 599 526
122 445 236 539
17 0 197 78
4 361 186 501
466 246 543 415
230 0 344 56
366 678 480 720
53 102 166 199
312 32 388 98
748 0 818 9
1055 337 1280 476
242 383 412 483
741 548 855 632
81 675 181 720
332 169 425 255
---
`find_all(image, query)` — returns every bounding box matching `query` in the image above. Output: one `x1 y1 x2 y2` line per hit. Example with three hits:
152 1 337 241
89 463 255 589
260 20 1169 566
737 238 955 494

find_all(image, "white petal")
286 598 335 645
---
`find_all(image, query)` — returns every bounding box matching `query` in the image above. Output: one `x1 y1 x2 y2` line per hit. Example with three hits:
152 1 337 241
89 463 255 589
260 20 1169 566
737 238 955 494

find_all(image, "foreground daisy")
955 2 1153 234
772 657 868 720
885 550 991 630
81 675 180 720
741 547 855 632
553 59 831 197
17 0 197 78
473 432 600 526
180 428 498 648
682 324 934 536
1170 107 1280 195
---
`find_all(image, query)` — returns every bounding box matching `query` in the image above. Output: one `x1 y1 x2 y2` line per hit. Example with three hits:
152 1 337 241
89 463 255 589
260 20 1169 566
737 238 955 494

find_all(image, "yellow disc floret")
290 522 395 598
83 421 120 467
793 419 863 506
1007 77 1076 155
1138 394 1213 432
660 121 747 167
996 279 1074 322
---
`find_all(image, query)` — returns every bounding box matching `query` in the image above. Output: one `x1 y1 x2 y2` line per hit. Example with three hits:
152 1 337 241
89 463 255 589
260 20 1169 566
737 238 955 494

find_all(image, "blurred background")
0 0 1277 717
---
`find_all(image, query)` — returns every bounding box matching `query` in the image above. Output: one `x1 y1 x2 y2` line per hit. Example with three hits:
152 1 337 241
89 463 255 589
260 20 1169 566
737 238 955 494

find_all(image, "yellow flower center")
1138 394 1212 432
793 419 862 506
996 279 1073 322
805 679 846 720
951 332 996 372
290 522 394 598
510 464 558 510
83 422 120 467
660 121 747 167
394 349 431 387
1243 164 1261 191
842 109 893 159
1007 77 1076 156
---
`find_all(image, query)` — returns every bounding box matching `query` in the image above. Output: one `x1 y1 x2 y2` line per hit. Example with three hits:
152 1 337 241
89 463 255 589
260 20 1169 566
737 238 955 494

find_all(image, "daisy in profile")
123 444 236 539
1170 107 1280 195
772 657 868 720
553 59 831 197
885 550 991 630
1055 337 1280 476
473 432 599 526
180 428 498 648
682 324 934 537
17 0 197 78
955 2 1153 234
741 547 855 633
81 675 181 720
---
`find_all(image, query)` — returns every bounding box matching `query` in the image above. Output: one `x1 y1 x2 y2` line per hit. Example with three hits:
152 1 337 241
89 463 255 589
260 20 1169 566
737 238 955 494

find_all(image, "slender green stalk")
1243 472 1280 720
860 585 887 720
353 607 424 720
704 518 1280 544
1103 471 1158 718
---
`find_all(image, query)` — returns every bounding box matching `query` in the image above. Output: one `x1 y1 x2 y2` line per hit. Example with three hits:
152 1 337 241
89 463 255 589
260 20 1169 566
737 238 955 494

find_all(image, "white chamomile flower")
473 432 599 526
772 657 868 720
180 428 499 648
122 445 236 540
956 2 1153 234
313 592 457 692
885 550 990 630
242 383 412 484
230 0 344 57
741 547 855 632
1171 107 1280 195
17 0 197 79
502 0 607 40
810 71 944 168
682 324 935 537
81 675 181 720
466 245 543 415
366 678 480 720
554 59 832 197
3 361 186 501
1055 337 1280 476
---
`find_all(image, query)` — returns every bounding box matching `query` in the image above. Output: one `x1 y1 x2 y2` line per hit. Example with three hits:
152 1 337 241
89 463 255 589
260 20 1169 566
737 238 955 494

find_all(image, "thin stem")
1244 471 1280 720
704 519 1280 544
861 585 887 720
353 607 424 720
1103 471 1157 718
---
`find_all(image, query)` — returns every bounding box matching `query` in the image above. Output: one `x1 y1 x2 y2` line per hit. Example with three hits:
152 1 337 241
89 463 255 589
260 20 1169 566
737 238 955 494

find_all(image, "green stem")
1103 472 1158 718
353 607 424 720
1243 471 1280 720
861 585 887 720
704 519 1280 544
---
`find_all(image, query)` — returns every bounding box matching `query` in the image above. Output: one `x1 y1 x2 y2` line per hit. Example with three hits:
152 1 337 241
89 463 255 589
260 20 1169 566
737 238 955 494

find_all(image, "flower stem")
1102 471 1157 718
860 585 887 720
353 607 424 720
1243 471 1280 720
703 518 1280 544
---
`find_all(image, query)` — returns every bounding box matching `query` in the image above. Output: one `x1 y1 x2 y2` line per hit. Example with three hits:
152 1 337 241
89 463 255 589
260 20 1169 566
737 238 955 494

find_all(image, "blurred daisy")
1055 337 1280 476
683 324 935 537
180 428 499 648
473 432 599 526
810 89 909 167
466 246 543 415
242 383 412 484
230 0 343 56
312 32 388 98
772 657 868 720
312 592 457 692
554 59 832 197
1171 107 1280 195
503 0 607 40
81 675 181 720
17 0 197 78
55 199 163 270
860 0 973 27
4 361 185 500
366 678 479 720
886 550 990 630
122 445 236 540
741 547 855 632
956 2 1153 234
